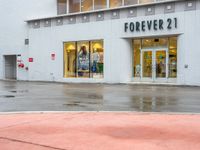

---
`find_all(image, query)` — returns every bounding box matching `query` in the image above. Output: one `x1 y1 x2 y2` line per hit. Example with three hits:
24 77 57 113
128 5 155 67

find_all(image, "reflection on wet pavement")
0 95 15 98
0 80 200 112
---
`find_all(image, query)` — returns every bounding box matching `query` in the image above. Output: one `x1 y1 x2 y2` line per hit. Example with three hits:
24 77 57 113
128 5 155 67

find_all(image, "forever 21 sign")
124 18 177 32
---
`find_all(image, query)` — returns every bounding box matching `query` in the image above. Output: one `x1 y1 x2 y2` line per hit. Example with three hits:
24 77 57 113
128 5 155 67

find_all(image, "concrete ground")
0 80 200 112
0 112 200 150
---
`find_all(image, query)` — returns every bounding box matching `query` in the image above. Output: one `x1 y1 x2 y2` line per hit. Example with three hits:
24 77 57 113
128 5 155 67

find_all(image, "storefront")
1 0 200 85
25 0 200 85
132 37 177 83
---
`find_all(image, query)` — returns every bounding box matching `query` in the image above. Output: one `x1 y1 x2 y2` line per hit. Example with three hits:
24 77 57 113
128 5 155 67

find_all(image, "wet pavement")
0 80 200 112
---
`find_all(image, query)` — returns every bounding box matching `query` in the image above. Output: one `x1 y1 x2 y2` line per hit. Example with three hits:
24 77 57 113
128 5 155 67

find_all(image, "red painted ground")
0 112 200 150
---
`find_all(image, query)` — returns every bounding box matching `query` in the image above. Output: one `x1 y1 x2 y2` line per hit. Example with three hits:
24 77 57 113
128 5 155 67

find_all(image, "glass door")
141 49 168 82
155 50 168 81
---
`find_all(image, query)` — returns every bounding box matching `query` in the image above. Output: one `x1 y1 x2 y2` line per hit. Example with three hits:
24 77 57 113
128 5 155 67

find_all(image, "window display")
77 41 90 78
168 37 177 78
64 40 104 79
90 40 104 78
64 42 76 78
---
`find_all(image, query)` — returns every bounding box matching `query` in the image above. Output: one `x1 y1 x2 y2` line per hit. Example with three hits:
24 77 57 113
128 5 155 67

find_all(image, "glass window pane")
81 0 93 12
154 38 168 47
139 0 154 4
57 0 67 15
94 0 107 10
142 38 154 49
156 51 167 78
110 0 122 8
143 51 152 78
90 40 104 79
124 0 138 6
69 0 80 13
168 37 177 78
77 41 90 78
64 42 76 78
142 38 168 49
133 40 141 77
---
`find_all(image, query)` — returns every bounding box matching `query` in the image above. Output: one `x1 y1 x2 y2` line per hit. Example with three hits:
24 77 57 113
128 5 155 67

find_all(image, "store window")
90 40 104 78
139 0 154 4
125 0 156 6
57 0 67 15
64 40 104 79
81 0 93 12
168 37 177 78
110 0 122 8
133 40 141 77
77 41 90 78
69 0 80 13
94 0 107 10
142 38 168 49
64 42 77 78
124 0 138 6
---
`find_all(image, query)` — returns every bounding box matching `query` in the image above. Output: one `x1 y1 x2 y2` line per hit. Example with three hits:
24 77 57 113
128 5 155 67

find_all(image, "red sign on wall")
29 58 33 62
51 53 55 60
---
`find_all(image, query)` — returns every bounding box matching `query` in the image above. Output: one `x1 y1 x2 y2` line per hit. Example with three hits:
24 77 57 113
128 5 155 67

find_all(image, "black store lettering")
130 22 135 32
154 20 158 30
167 18 172 29
147 20 152 30
136 22 140 31
124 22 128 32
124 18 177 32
141 21 145 31
159 19 164 30
174 18 177 28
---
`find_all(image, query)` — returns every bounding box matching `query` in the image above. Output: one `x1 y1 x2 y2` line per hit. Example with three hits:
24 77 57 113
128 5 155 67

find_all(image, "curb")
0 111 200 115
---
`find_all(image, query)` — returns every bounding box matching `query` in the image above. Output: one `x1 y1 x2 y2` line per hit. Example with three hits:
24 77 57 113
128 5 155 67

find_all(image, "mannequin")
78 46 89 77
91 48 100 73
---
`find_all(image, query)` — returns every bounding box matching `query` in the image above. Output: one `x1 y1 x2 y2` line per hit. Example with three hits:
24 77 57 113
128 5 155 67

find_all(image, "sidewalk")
0 112 200 150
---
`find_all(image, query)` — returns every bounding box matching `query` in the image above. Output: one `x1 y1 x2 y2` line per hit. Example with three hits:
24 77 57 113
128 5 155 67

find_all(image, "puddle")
87 94 103 99
10 90 28 93
63 103 85 107
0 95 15 98
71 92 103 100
63 103 79 106
85 102 99 104
65 101 99 105
4 86 16 88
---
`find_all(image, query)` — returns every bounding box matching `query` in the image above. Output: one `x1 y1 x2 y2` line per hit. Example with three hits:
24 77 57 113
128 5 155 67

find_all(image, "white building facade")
0 0 200 85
